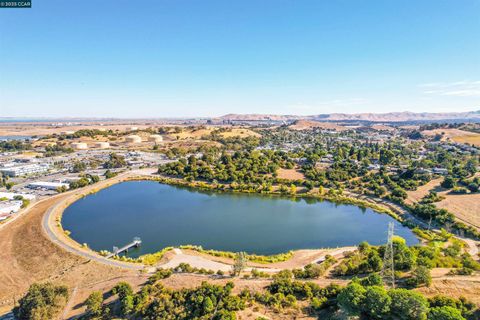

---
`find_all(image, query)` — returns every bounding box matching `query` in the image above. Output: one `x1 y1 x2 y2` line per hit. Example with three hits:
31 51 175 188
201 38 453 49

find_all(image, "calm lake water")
62 181 419 256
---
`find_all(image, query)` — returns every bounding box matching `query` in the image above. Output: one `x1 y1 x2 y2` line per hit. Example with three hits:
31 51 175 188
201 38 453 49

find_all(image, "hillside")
220 110 480 123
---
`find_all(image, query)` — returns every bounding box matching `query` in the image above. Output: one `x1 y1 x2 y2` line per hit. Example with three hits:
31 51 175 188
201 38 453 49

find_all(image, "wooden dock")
106 237 142 258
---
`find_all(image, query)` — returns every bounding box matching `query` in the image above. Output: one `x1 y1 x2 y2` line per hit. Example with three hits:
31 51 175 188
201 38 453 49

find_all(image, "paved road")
41 171 146 271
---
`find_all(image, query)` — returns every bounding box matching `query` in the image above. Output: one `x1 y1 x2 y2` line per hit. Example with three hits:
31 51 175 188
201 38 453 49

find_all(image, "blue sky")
1 0 479 118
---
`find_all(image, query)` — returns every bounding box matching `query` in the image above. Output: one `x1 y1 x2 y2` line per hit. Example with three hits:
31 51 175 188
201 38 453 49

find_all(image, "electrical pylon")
381 222 395 288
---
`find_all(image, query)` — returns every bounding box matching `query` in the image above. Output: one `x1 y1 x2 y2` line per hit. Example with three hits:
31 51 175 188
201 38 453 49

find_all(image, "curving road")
42 187 145 271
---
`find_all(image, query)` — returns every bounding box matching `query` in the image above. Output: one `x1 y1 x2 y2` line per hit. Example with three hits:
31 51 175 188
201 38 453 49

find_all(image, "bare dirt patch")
416 278 480 305
277 168 305 181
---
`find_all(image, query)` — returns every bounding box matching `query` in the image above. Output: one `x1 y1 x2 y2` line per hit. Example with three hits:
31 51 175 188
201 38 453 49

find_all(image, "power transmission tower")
381 222 395 288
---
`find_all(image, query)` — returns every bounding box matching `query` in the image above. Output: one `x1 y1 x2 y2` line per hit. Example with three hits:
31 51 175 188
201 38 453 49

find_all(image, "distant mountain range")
219 110 480 123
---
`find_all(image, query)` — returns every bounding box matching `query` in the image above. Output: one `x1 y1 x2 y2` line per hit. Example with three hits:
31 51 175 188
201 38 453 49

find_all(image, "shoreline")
48 170 426 268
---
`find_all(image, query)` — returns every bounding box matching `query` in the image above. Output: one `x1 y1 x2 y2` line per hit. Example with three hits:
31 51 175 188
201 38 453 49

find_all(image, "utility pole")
381 222 395 288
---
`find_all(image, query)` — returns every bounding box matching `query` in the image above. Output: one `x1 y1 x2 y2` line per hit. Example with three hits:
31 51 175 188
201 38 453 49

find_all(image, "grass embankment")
178 245 294 264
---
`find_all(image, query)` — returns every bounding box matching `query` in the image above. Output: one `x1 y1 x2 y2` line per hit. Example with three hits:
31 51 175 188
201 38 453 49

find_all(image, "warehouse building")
27 181 69 190
0 163 50 177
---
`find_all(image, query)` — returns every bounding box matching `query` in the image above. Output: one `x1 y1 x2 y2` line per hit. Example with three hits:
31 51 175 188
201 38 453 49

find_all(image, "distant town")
2 114 480 319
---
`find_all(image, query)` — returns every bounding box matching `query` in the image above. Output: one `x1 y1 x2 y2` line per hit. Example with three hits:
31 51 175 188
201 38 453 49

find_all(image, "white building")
0 192 36 201
27 181 69 190
0 163 50 177
0 201 23 215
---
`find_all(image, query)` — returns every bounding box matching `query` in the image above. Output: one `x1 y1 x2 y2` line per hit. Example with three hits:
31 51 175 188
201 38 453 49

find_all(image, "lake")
62 181 419 256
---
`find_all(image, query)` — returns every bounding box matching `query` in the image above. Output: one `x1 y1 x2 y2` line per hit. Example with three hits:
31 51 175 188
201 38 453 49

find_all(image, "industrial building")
0 163 50 177
27 181 69 190
0 200 23 215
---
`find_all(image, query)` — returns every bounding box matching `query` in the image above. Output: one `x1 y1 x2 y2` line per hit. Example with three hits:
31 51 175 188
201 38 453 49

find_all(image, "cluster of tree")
71 161 87 173
13 283 69 320
16 275 479 320
44 144 74 157
103 153 126 168
338 280 477 320
292 255 336 279
442 174 480 194
0 140 32 152
104 169 118 179
0 172 14 189
62 174 100 191
333 238 480 283
45 129 115 141
159 150 294 185
84 281 244 320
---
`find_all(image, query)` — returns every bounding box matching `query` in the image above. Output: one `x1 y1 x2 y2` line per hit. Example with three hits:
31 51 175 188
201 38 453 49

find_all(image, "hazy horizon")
1 1 479 118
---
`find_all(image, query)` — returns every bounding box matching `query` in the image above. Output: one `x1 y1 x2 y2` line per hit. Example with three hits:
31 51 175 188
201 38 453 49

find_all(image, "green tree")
85 291 104 318
337 282 366 316
112 282 134 315
411 266 432 287
363 285 391 319
389 288 429 320
428 306 465 320
441 176 456 189
232 252 248 276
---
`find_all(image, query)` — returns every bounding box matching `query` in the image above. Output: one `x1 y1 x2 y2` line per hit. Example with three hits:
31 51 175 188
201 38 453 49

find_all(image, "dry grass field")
0 195 147 317
422 128 480 146
405 177 480 229
436 194 480 229
219 128 260 138
166 127 259 140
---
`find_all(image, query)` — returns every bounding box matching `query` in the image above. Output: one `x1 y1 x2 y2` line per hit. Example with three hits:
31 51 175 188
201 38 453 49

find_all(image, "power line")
381 222 395 288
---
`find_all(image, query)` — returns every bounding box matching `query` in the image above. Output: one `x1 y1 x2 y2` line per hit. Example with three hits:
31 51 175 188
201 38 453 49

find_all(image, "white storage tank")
93 142 110 148
70 142 88 150
148 134 163 143
125 135 142 143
